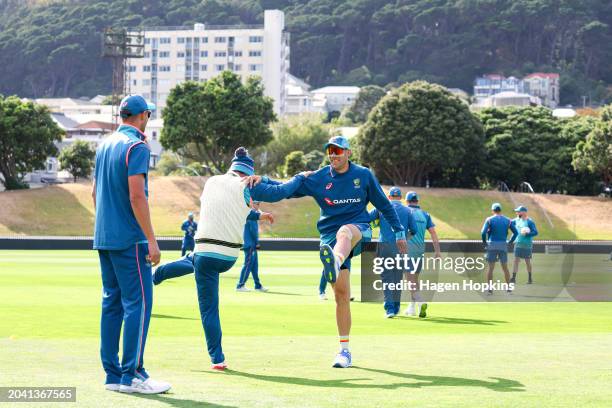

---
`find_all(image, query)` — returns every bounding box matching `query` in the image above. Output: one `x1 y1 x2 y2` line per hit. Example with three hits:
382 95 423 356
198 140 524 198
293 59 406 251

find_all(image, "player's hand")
244 175 262 187
298 171 314 178
260 212 275 224
396 239 408 254
147 240 161 266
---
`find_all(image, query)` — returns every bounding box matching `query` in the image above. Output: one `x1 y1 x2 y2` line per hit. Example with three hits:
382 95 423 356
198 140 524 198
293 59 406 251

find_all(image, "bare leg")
525 258 533 282
332 224 362 262
512 257 520 278
487 262 495 284
500 262 511 284
332 269 351 337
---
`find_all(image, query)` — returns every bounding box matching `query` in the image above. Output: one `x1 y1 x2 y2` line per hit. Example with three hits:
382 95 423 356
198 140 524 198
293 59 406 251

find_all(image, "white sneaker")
105 384 120 392
319 293 328 300
236 286 251 292
385 312 396 319
405 302 417 316
255 286 268 292
119 378 171 394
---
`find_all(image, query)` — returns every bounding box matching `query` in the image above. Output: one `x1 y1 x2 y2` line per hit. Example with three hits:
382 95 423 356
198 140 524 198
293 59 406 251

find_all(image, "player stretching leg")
481 203 518 295
260 136 407 367
510 206 538 284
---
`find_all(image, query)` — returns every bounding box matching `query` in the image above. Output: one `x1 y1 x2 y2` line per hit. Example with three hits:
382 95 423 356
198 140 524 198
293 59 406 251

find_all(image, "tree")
283 150 306 177
344 85 386 123
59 140 95 182
0 95 63 189
572 105 612 186
303 150 325 170
161 71 275 173
256 114 330 176
357 81 484 186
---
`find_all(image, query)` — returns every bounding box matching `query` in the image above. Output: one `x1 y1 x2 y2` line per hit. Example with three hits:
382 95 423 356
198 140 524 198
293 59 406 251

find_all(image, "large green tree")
572 105 612 186
343 85 386 124
160 71 275 172
0 95 63 189
59 140 96 183
357 81 484 186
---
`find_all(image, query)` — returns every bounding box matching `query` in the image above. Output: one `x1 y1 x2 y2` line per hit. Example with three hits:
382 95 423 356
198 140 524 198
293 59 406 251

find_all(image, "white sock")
339 336 349 351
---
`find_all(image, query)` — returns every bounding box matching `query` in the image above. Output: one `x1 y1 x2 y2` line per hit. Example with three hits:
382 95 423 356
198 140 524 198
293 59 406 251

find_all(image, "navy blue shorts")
486 249 508 263
321 223 372 271
514 247 533 259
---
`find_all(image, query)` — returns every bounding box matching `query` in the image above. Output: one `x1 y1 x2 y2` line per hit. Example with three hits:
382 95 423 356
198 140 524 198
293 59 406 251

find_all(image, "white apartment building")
127 9 290 117
523 73 560 109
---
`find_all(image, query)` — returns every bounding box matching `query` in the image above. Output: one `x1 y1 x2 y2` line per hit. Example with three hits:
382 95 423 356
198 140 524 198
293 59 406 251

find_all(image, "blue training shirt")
407 204 435 258
369 201 417 243
511 217 538 249
481 214 518 250
181 220 198 239
93 124 150 250
282 163 405 241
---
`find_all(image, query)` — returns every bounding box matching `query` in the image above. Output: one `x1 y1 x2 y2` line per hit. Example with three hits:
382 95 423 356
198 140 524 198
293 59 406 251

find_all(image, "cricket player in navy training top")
92 95 170 394
236 201 270 292
369 187 417 318
180 212 198 256
255 136 408 368
510 205 538 284
481 202 519 295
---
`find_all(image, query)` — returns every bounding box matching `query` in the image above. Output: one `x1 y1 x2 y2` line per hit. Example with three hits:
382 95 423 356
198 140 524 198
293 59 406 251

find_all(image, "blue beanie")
229 147 255 176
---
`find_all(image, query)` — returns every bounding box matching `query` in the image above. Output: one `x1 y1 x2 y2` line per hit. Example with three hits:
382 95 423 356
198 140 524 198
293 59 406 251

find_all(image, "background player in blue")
404 191 441 317
481 202 518 295
259 135 408 368
236 201 271 292
369 187 417 318
180 212 198 256
92 95 170 394
510 205 539 284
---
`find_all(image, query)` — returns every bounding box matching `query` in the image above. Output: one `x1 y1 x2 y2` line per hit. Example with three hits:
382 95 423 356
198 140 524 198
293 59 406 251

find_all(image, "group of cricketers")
92 94 539 395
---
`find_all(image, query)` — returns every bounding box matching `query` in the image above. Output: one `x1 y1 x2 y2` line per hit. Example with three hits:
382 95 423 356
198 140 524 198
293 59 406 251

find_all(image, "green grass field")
1 250 612 407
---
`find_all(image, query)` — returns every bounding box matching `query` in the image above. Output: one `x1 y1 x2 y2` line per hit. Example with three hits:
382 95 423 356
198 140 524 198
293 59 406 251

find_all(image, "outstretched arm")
481 219 490 244
249 173 307 203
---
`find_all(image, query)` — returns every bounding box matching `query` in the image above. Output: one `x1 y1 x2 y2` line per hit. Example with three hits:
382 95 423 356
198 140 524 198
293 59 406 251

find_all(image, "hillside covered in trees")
0 0 611 105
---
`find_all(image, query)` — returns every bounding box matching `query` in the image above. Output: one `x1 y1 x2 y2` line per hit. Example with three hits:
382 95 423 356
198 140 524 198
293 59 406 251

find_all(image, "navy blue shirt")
93 125 150 250
181 220 198 239
481 214 518 250
369 201 417 243
284 163 405 241
243 218 259 248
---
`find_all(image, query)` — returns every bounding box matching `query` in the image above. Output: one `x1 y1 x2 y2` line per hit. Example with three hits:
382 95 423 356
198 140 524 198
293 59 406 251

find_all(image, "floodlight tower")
102 28 145 127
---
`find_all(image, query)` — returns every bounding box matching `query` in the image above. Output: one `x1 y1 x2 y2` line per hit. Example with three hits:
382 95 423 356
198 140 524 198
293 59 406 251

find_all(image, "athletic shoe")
105 384 120 392
332 350 352 368
527 278 533 284
319 293 328 300
487 289 493 295
405 302 416 316
418 303 428 318
236 286 251 292
255 286 269 292
119 378 171 394
350 297 355 302
509 276 516 284
385 311 396 319
320 244 340 283
212 362 227 371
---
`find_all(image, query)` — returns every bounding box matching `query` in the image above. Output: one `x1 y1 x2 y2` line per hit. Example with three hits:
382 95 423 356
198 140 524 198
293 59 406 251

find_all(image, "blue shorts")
321 223 372 271
514 247 533 259
408 256 424 274
486 249 508 263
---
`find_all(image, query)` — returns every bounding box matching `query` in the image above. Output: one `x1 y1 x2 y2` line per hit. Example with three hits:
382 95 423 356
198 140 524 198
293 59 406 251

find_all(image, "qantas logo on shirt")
324 197 362 206
325 182 333 190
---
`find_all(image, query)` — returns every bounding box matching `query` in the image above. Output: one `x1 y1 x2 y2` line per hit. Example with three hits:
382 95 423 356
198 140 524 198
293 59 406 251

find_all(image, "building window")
214 51 227 57
144 38 151 44
143 65 151 72
159 66 171 72
234 51 242 57
128 65 137 72
186 50 192 57
144 51 150 58
234 64 242 71
201 37 208 43
160 37 171 44
201 64 208 71
132 79 137 86
152 131 157 140
249 64 262 72
159 51 169 58
200 51 208 57
214 36 226 43
177 51 185 58
215 64 225 71
248 50 262 57
186 37 192 44
143 79 151 86
177 37 185 44
249 36 263 43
